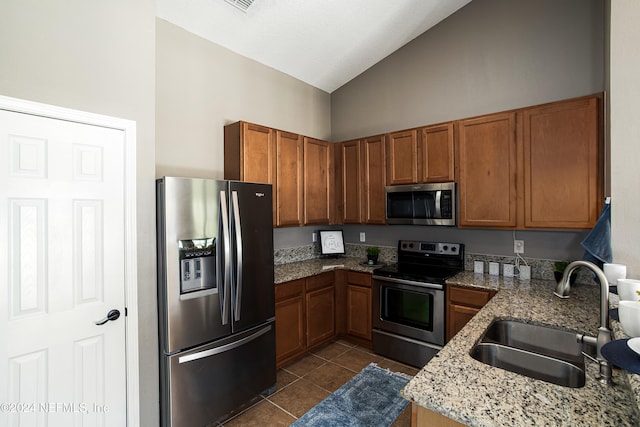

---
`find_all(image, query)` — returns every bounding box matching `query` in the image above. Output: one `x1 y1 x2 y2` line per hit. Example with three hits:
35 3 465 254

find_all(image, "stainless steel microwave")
385 182 456 226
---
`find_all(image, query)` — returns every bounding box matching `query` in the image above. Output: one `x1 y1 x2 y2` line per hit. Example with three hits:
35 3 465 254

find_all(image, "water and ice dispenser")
178 238 216 294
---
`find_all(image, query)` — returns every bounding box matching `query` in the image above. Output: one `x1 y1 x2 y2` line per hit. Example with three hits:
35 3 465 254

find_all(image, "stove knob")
443 245 448 252
409 243 414 249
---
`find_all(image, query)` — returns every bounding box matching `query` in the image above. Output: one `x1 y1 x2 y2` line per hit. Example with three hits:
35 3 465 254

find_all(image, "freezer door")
161 322 276 426
229 181 275 333
157 177 232 353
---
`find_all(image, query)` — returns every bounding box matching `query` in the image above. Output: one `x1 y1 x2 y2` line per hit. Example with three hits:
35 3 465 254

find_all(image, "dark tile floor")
218 340 419 426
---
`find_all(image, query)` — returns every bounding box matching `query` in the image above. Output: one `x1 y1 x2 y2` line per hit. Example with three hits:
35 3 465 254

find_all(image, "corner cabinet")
446 285 495 341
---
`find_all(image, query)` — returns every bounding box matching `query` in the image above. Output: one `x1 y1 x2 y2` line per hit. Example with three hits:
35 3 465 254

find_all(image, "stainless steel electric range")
372 240 464 368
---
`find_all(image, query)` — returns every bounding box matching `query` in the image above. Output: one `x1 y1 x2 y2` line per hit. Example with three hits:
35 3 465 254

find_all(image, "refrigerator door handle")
220 190 231 325
177 324 272 364
231 190 243 321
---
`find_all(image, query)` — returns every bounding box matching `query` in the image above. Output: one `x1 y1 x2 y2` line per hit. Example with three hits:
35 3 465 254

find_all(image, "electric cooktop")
373 240 465 284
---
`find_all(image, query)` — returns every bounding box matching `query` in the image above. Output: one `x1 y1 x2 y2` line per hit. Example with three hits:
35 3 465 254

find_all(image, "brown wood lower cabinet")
345 271 372 342
446 285 496 342
305 272 336 348
275 279 306 367
275 272 336 367
412 404 465 427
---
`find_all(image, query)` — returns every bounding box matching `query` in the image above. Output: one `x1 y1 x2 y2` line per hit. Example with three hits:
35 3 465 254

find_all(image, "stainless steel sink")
470 319 592 388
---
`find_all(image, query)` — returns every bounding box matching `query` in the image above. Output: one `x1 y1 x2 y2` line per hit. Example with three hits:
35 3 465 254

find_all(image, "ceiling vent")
224 0 255 12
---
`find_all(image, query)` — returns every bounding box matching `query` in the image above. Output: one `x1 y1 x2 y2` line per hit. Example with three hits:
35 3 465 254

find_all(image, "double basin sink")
470 319 595 388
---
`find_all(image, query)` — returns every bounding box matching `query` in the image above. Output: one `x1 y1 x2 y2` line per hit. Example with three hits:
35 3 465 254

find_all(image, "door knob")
95 309 121 325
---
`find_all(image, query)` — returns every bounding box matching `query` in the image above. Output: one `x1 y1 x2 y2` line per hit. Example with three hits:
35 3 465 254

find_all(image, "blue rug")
291 363 411 427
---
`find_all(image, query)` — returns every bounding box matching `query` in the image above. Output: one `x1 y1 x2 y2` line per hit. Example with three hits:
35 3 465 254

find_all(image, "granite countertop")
402 271 640 426
274 256 380 284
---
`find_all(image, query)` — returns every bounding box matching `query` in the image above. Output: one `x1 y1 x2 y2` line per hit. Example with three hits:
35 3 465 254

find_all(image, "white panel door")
0 110 127 426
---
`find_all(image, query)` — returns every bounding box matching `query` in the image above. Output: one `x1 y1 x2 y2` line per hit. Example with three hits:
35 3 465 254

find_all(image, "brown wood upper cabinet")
339 136 386 224
303 137 332 225
387 124 455 185
224 121 275 185
275 130 304 227
339 139 362 224
457 112 518 228
457 94 603 230
361 135 387 224
522 96 602 228
387 129 418 185
419 122 455 182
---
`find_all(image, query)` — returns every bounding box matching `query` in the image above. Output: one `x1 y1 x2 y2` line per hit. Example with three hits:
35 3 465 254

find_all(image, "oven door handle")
372 275 444 290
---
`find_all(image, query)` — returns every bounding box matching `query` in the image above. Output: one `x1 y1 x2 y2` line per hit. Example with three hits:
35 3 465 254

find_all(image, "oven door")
372 276 445 346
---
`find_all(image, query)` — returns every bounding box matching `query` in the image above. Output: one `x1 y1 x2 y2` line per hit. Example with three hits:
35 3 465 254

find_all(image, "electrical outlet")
359 232 366 242
312 232 317 243
514 240 524 254
503 264 515 277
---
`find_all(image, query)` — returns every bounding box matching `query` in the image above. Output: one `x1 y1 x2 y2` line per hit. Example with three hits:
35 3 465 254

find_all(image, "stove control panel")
400 240 461 255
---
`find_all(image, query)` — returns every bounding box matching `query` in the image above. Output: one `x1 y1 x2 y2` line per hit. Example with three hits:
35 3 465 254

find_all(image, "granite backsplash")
274 243 586 282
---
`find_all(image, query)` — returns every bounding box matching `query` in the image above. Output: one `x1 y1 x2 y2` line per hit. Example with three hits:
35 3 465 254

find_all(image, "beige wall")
0 1 158 425
610 0 640 277
156 19 332 179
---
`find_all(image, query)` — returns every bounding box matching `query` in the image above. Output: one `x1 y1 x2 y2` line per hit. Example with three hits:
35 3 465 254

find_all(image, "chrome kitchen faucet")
554 260 613 385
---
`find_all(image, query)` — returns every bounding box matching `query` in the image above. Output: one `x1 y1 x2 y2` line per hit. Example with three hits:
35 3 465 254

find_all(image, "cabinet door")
303 137 331 225
523 96 602 228
387 129 418 185
306 285 336 348
341 139 362 223
345 272 372 342
347 285 372 341
419 123 455 183
362 135 386 224
224 121 275 185
275 280 305 367
446 286 495 341
447 304 480 342
275 130 304 227
458 112 517 228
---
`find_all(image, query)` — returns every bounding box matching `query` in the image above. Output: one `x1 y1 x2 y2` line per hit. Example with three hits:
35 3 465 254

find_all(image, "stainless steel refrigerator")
156 177 276 427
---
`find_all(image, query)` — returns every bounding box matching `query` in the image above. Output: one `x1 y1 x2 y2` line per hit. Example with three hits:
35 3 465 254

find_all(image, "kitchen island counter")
402 271 640 426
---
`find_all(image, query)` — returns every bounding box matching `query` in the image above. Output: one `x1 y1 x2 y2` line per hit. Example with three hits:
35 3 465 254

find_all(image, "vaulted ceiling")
156 0 473 93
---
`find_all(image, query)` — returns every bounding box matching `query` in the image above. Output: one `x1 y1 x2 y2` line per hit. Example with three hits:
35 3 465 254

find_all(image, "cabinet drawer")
346 271 371 287
448 286 493 308
275 279 304 301
306 271 334 292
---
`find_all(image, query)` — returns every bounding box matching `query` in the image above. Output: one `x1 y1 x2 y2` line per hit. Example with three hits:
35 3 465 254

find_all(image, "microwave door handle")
435 190 442 219
219 190 231 325
231 190 242 322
